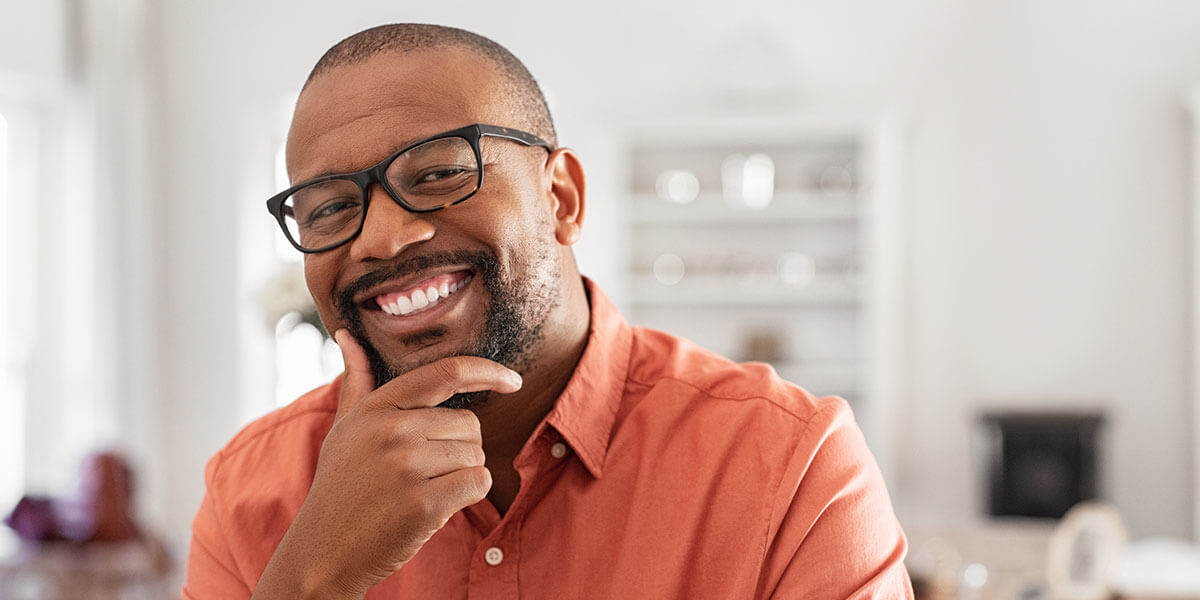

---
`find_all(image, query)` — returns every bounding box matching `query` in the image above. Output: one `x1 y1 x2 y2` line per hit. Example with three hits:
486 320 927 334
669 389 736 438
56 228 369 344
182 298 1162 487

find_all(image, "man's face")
287 48 566 405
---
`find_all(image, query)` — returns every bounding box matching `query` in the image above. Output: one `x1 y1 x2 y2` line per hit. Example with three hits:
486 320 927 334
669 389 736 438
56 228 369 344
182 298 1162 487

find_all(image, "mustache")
334 249 499 320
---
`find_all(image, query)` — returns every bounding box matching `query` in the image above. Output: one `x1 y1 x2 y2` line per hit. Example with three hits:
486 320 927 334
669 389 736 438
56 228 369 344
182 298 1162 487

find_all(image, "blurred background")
3 0 1200 597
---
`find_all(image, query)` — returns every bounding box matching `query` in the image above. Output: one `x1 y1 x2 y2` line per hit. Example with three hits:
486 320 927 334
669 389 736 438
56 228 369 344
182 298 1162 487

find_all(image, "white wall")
5 0 1199 542
0 2 66 80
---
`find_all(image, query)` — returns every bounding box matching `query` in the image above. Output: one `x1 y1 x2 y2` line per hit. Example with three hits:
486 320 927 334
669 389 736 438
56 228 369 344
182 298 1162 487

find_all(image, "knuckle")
386 418 422 446
388 446 419 474
451 442 484 467
463 466 492 498
409 494 439 524
453 409 481 433
432 358 468 384
440 442 463 464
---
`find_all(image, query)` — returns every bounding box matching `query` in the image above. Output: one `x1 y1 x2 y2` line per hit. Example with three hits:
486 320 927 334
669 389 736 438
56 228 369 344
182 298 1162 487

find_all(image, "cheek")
455 177 551 252
485 204 556 274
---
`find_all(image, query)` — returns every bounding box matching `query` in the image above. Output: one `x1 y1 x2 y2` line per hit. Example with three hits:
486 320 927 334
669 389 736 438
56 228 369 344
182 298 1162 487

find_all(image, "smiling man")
184 24 912 599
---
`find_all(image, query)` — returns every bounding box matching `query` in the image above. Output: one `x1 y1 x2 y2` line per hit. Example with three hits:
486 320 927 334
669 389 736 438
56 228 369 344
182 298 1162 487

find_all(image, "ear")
544 147 586 246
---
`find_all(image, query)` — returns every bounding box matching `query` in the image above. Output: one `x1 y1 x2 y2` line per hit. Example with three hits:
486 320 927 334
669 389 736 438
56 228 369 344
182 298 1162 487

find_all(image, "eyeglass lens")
281 135 480 250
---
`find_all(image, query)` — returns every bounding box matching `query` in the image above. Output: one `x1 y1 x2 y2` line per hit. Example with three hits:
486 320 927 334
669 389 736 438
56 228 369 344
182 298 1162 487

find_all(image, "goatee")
334 249 547 409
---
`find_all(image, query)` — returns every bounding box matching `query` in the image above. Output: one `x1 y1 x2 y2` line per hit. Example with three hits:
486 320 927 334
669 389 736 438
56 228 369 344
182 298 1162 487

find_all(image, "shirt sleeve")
758 399 914 599
182 453 254 599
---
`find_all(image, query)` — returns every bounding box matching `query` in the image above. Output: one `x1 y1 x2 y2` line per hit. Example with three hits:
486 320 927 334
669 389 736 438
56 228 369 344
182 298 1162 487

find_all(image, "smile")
372 270 474 317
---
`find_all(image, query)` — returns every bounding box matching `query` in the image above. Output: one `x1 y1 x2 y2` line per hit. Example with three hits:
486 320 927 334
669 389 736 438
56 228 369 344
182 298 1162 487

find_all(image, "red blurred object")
3 451 141 543
0 452 172 597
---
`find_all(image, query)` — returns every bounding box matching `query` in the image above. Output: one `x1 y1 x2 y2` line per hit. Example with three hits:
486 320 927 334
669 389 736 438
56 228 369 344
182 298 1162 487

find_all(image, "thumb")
334 329 376 420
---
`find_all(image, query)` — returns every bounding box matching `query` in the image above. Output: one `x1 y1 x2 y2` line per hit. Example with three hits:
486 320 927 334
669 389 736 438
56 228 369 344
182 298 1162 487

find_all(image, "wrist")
253 532 368 600
253 562 366 600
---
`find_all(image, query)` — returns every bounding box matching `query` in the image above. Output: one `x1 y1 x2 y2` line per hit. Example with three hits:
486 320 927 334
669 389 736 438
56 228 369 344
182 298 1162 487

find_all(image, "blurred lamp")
722 153 775 210
818 163 854 197
653 254 686 285
655 169 701 204
777 252 816 286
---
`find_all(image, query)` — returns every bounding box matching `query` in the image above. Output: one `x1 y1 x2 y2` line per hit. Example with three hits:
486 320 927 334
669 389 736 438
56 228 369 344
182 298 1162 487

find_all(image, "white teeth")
376 274 473 317
411 289 428 309
396 296 413 315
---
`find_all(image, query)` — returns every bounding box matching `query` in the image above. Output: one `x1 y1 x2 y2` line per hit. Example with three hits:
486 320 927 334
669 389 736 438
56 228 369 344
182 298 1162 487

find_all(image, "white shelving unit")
631 191 863 225
620 113 906 482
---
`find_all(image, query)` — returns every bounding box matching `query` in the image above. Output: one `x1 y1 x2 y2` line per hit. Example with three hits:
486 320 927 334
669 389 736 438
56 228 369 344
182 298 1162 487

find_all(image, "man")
184 23 912 599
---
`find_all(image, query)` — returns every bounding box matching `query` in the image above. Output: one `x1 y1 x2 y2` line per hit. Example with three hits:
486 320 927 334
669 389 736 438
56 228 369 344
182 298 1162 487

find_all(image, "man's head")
283 24 587 408
303 24 557 148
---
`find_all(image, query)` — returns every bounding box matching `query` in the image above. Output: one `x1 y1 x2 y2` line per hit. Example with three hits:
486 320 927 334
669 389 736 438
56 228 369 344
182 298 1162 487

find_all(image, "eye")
416 166 471 184
306 198 360 223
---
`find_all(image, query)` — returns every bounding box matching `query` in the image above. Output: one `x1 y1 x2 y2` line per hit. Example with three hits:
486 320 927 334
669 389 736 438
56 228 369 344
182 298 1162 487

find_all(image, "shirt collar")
543 278 632 479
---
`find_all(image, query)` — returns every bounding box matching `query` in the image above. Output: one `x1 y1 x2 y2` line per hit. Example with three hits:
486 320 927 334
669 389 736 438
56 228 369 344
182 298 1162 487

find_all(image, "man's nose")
348 184 435 261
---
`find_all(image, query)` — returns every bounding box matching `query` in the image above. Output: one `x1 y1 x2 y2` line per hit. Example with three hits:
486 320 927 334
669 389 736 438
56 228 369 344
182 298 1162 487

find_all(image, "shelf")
619 112 903 486
631 191 861 225
630 276 860 307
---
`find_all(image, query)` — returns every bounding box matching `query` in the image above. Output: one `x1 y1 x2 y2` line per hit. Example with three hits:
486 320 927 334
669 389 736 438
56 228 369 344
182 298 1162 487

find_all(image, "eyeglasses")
266 123 553 253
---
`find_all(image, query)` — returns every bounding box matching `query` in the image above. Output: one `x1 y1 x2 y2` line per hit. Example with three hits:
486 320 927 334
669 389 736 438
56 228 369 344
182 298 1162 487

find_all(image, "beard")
333 247 557 409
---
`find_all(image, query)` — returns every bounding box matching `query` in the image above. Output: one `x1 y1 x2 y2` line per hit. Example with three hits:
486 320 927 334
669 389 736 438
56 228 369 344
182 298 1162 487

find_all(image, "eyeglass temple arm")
478 125 553 150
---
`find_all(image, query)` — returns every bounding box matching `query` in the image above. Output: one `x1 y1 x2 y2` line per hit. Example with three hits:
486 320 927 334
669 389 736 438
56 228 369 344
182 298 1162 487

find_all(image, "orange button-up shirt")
184 281 911 599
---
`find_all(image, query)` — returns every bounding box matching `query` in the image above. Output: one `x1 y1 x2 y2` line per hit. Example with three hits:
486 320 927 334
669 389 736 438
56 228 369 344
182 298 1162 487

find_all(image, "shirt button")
550 442 568 459
484 546 504 566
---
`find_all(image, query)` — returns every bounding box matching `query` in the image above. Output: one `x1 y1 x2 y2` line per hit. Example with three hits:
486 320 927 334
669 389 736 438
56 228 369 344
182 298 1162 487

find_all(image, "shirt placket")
466 428 571 599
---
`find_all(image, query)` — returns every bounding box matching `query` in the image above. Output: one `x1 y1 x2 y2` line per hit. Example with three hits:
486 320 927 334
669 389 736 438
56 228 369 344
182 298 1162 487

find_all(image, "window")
0 109 24 509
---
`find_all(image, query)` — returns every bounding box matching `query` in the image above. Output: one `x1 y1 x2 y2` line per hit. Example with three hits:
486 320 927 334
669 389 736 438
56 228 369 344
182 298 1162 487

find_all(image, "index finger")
369 355 523 411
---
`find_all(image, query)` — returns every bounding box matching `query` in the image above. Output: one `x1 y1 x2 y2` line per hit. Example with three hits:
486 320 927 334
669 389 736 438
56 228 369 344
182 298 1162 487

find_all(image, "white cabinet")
620 114 906 482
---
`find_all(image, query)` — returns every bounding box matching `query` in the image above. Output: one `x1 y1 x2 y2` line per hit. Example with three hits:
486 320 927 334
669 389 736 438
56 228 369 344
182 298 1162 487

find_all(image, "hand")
252 330 522 599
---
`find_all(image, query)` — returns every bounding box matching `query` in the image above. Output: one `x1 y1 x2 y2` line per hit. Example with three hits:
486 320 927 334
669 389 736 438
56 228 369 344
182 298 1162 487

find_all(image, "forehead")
286 47 512 183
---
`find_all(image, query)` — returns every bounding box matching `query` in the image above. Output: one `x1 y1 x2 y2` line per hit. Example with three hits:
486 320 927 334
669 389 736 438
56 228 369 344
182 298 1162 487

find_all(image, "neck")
474 276 590 512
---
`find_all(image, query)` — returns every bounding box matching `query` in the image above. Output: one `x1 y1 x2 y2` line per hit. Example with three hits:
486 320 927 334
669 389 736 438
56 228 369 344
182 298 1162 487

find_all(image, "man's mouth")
365 269 475 318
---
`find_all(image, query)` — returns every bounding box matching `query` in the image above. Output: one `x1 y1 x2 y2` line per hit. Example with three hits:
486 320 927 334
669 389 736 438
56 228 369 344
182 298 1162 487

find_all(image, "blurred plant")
258 264 326 337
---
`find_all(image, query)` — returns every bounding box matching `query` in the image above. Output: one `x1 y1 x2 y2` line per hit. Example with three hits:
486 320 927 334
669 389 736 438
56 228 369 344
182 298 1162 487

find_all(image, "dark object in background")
3 451 141 543
3 497 66 542
979 412 1105 519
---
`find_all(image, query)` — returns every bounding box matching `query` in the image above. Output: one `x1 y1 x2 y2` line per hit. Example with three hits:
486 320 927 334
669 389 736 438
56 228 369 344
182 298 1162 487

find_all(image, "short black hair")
305 23 557 146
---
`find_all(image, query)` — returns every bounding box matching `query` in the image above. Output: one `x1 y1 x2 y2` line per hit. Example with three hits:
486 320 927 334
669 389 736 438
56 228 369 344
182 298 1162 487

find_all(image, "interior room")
3 0 1200 597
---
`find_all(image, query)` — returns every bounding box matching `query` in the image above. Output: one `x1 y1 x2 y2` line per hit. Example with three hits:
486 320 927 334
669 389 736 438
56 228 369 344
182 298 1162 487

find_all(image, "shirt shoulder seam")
756 399 842 598
220 405 335 458
624 371 822 426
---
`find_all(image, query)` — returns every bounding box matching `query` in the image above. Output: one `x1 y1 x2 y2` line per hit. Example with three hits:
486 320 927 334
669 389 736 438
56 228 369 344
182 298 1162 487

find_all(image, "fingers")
371 356 523 411
414 440 487 479
334 330 523 414
425 465 493 513
414 408 482 444
334 329 376 420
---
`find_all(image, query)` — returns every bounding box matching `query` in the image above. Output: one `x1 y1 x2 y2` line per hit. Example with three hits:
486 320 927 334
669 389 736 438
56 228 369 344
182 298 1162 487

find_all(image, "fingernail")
506 370 523 389
333 329 348 346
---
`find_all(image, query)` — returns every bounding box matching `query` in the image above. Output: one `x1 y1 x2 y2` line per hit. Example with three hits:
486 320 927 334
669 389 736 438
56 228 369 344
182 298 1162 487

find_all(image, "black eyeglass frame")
266 123 554 253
